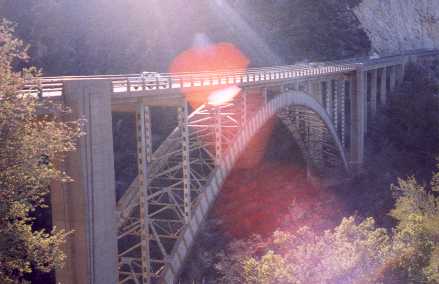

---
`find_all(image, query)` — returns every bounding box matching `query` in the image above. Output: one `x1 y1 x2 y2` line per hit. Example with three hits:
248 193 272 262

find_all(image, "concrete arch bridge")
27 49 439 284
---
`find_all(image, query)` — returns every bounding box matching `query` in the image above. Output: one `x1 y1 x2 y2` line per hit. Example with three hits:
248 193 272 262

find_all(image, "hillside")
0 0 369 75
355 0 439 54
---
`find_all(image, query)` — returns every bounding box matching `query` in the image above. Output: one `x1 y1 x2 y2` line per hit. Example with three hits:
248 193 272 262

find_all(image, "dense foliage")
0 20 81 283
215 173 439 283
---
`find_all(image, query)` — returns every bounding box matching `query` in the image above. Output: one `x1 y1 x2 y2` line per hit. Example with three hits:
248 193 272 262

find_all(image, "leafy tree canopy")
0 19 81 283
216 173 439 283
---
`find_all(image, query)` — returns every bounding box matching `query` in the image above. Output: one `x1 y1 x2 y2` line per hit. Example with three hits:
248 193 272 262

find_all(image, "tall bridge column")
389 65 397 92
380 68 387 105
51 80 118 284
310 80 322 104
396 64 404 84
308 80 324 166
349 69 366 169
332 80 338 133
370 69 378 116
337 78 346 148
323 81 331 115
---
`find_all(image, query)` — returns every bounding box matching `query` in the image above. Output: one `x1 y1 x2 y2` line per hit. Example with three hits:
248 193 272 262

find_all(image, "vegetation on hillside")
213 63 439 283
215 175 439 283
0 0 369 75
0 20 81 283
340 62 439 225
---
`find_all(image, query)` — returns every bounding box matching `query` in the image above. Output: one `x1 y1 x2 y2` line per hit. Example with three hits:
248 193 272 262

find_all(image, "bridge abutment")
51 80 118 284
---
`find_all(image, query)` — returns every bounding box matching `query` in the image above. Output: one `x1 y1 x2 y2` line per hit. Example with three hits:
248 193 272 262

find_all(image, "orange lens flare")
169 42 249 108
170 42 249 74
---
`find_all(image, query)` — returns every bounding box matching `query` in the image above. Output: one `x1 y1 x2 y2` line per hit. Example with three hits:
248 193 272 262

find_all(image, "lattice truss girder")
117 95 258 283
116 87 346 283
277 106 344 174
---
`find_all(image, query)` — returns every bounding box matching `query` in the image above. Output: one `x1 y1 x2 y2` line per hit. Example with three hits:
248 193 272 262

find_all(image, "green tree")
0 19 81 283
384 175 439 283
216 217 394 284
216 172 439 284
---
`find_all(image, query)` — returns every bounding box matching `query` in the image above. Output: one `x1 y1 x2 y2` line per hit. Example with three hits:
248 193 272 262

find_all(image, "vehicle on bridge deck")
127 71 169 90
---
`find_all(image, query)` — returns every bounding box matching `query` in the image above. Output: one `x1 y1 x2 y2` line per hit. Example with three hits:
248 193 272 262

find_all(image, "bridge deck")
22 49 438 102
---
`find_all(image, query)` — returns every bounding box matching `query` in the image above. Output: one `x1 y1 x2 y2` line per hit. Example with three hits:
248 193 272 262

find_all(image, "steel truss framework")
117 83 349 284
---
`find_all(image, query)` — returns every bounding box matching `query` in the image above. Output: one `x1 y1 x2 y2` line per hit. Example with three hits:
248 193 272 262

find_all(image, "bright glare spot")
192 33 211 49
208 86 241 106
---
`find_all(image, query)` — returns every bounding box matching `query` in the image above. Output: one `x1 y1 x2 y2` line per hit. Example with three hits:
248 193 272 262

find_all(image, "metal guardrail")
21 49 439 98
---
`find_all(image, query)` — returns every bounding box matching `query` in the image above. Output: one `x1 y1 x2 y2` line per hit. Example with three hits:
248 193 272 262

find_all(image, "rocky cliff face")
354 0 439 55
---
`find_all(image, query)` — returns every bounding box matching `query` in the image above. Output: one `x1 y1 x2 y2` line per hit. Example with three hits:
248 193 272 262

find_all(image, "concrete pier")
349 69 366 169
51 80 118 284
380 67 387 105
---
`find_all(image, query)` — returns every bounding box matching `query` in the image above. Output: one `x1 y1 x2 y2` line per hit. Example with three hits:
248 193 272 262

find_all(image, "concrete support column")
370 69 378 116
292 80 299 91
364 73 368 134
323 81 331 116
403 60 408 79
349 69 366 169
262 87 268 104
52 80 117 284
395 64 402 85
344 77 352 152
397 63 405 84
380 67 387 105
335 77 345 148
398 62 405 83
310 80 322 104
338 79 346 147
303 80 311 93
333 80 339 133
401 62 406 81
389 65 397 92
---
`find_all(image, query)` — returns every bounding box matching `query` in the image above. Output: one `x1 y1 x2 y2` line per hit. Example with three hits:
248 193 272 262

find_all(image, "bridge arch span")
160 90 349 282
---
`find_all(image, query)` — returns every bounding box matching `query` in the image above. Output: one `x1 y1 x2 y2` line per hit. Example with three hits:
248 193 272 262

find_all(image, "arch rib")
161 91 349 283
